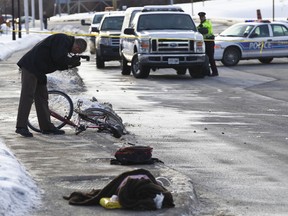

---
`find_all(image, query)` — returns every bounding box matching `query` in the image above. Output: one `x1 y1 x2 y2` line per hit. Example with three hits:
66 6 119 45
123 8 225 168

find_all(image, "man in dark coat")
15 33 87 137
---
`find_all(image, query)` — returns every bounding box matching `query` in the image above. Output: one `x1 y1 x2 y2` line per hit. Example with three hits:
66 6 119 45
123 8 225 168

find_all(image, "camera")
78 55 90 61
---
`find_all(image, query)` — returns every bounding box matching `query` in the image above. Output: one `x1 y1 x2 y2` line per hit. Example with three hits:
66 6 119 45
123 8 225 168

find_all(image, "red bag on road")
111 146 162 165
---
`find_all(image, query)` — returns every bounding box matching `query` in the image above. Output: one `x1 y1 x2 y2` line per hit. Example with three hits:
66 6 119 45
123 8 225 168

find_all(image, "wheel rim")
227 52 237 64
83 108 124 129
49 92 73 129
131 53 150 78
28 90 73 132
224 48 240 66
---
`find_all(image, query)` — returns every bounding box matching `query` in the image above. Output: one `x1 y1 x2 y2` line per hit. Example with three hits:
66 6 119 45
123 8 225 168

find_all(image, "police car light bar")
142 5 184 12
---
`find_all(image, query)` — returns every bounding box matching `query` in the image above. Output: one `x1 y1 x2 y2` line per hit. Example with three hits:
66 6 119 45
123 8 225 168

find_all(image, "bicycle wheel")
81 107 124 137
28 90 74 132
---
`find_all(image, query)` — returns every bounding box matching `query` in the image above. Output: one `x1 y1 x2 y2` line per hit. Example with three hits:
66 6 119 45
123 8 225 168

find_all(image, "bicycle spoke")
49 93 72 128
28 90 73 132
82 107 124 136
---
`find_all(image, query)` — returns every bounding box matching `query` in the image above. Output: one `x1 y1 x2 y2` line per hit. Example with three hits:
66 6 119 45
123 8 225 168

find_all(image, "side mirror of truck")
124 28 135 35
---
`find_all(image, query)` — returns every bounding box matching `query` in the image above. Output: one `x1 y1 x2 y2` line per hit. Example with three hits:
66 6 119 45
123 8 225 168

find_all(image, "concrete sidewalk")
1 55 198 216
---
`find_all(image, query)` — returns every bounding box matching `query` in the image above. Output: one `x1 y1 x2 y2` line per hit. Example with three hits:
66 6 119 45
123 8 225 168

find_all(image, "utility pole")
17 0 21 38
272 0 275 21
24 0 29 33
39 0 43 30
191 0 194 16
12 0 16 40
113 0 117 10
67 0 70 14
31 0 35 28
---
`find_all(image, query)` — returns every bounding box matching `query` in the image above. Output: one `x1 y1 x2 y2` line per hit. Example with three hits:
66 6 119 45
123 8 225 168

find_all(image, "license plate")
168 58 179 64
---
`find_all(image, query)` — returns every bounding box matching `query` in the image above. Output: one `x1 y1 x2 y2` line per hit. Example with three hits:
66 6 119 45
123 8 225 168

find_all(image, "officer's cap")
198 12 206 17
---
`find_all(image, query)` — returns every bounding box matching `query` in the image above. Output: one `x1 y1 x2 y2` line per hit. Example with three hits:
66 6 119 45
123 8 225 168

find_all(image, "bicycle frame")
49 101 105 135
28 90 124 138
49 110 77 129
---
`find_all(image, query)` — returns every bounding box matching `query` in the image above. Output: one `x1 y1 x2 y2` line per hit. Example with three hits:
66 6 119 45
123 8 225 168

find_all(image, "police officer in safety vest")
197 12 218 76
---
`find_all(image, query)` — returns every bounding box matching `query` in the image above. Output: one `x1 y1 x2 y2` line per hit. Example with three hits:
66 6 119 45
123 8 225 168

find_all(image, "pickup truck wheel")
188 66 205 78
176 68 187 75
221 47 240 66
96 53 105 69
121 55 131 75
131 53 150 78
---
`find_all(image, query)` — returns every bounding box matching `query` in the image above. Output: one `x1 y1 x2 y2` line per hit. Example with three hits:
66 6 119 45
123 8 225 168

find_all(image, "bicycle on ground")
27 90 124 138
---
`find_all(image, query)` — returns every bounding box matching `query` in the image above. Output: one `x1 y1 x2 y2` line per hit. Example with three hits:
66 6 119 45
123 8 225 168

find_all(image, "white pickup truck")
81 11 110 54
119 6 207 78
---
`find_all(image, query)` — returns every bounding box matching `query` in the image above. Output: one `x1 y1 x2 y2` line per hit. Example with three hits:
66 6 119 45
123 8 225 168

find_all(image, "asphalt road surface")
6 20 288 215
41 19 288 215
71 52 288 216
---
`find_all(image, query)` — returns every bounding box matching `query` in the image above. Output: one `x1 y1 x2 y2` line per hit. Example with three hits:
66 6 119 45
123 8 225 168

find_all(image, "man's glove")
68 56 81 68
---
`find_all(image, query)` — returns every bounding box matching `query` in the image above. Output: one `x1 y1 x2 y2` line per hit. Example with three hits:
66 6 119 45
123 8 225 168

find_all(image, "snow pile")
0 30 45 61
0 140 41 216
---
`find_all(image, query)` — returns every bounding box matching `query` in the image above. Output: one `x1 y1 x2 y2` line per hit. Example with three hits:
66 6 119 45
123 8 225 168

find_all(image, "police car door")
247 24 272 57
270 23 288 57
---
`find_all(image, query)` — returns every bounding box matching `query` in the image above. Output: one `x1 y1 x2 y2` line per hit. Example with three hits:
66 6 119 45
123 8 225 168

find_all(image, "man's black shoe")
42 128 65 135
16 128 33 137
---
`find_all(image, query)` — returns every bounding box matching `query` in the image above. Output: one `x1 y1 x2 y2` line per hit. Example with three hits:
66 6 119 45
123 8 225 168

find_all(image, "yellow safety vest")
197 19 214 39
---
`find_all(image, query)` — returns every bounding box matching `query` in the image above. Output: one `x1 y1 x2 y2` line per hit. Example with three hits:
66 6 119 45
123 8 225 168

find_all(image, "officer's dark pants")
205 40 218 75
16 68 53 131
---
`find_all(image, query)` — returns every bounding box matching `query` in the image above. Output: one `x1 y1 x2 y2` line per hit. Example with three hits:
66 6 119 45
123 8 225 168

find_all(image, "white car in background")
1 14 13 22
81 11 111 54
95 13 125 68
214 21 288 66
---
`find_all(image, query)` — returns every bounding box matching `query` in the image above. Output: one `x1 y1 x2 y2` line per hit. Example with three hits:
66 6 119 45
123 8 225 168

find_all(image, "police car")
214 21 288 66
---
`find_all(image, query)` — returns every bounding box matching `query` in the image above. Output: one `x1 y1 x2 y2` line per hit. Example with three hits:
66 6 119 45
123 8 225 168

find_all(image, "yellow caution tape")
9 29 288 44
9 29 288 55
